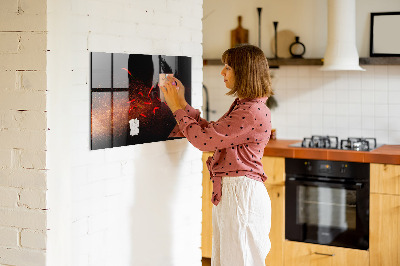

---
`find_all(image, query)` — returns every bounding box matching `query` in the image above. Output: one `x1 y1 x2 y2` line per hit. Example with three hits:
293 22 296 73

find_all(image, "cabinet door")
370 163 400 195
264 184 284 266
202 152 213 258
370 193 400 266
284 241 369 266
261 156 285 185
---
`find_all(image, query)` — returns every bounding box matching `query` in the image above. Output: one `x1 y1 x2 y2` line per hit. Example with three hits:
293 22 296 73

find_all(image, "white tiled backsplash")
203 65 400 144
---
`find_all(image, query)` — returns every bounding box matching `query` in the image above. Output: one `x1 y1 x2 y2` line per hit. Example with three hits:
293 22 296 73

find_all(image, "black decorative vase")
289 36 306 58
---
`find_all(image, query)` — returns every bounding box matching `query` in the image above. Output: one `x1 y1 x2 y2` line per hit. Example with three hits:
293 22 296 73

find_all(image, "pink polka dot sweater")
172 97 272 206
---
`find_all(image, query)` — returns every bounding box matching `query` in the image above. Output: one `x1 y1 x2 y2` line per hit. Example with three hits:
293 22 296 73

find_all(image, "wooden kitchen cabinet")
202 152 213 258
264 184 285 266
370 163 400 195
262 156 285 266
284 241 369 266
370 163 400 266
370 193 400 266
261 156 285 186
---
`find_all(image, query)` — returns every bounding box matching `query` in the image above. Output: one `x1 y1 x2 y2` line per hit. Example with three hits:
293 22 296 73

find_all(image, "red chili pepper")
148 85 154 98
121 68 132 76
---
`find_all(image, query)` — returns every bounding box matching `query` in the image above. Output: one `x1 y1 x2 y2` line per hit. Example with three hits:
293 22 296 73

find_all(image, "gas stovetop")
289 135 382 151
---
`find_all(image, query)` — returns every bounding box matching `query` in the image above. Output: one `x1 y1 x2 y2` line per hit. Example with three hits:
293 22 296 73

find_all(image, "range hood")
320 0 365 71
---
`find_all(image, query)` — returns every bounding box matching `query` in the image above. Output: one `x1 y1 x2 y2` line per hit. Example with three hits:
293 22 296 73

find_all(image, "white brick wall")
0 248 46 266
21 229 47 250
47 1 203 266
0 227 19 247
0 187 19 208
0 0 48 265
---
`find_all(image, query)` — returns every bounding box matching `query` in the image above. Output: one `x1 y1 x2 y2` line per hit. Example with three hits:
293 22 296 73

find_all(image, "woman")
161 44 273 266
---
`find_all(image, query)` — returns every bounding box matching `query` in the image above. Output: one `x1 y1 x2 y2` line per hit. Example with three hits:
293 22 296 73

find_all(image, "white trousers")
212 176 271 266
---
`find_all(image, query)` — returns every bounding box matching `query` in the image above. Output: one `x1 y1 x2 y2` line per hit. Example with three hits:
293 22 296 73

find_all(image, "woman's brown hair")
221 44 273 99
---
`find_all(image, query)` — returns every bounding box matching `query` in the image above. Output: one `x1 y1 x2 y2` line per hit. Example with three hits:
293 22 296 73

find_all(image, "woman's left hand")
160 76 184 113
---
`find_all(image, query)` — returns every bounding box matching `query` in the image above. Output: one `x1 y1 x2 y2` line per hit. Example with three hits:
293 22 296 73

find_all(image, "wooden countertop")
263 139 400 165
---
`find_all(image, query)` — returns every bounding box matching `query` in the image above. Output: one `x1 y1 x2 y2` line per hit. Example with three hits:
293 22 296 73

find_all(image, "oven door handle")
287 177 364 189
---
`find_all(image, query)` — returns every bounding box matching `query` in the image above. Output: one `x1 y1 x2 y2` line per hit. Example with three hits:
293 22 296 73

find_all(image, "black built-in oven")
285 158 369 250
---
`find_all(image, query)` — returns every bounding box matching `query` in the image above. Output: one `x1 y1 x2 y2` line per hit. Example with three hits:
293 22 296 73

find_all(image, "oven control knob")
304 161 312 171
340 164 347 174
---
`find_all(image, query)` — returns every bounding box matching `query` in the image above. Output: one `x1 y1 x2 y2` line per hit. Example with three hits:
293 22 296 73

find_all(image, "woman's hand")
160 76 185 113
170 76 187 108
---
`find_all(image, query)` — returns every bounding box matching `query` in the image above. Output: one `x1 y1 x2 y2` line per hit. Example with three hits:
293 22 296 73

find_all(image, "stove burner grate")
301 135 339 149
298 136 378 151
340 137 377 151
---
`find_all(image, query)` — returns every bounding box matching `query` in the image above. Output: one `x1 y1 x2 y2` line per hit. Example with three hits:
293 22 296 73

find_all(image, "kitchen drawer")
284 241 369 266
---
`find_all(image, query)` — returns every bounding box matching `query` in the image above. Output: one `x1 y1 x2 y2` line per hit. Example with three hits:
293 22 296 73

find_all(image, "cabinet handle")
314 252 335 257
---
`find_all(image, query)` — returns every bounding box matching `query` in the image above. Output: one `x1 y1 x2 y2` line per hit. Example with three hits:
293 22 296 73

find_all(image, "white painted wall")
0 0 48 265
203 0 400 144
46 1 203 266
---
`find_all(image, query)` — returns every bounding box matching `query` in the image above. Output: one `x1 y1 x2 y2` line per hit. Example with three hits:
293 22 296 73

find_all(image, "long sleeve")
182 104 210 128
173 105 257 152
169 104 210 137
